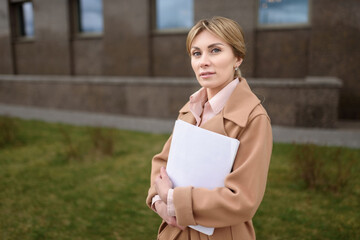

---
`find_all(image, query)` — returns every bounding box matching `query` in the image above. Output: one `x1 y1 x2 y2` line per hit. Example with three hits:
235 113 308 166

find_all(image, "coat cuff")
146 185 157 208
151 195 161 212
173 186 196 226
167 189 176 216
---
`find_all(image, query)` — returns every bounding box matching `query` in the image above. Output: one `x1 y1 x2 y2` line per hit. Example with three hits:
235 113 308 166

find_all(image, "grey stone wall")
0 75 341 128
252 77 342 128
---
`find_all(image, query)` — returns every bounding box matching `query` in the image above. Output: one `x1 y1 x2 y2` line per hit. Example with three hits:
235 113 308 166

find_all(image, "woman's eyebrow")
191 43 224 50
208 43 224 48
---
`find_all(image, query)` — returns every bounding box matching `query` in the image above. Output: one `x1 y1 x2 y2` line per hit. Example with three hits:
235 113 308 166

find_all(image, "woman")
146 16 272 240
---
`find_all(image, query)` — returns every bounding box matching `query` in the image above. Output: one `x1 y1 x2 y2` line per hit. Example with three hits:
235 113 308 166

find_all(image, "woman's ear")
236 58 243 67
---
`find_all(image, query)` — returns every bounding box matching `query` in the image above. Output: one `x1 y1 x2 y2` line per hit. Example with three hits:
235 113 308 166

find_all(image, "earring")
235 66 239 71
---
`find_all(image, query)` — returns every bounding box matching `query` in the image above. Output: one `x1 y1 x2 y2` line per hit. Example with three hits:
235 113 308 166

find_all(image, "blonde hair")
186 16 246 78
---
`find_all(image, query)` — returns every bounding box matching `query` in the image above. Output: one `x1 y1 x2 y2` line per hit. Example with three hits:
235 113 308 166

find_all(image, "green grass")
255 144 360 240
0 117 359 240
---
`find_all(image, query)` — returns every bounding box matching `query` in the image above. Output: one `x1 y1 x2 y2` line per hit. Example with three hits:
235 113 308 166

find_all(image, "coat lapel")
178 103 197 125
178 78 261 136
222 78 261 127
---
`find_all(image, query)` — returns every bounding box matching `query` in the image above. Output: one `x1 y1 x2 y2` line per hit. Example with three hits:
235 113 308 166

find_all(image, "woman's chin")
197 79 214 88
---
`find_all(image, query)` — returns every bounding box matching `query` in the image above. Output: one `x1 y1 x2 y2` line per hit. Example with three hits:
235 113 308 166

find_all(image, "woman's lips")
199 72 215 78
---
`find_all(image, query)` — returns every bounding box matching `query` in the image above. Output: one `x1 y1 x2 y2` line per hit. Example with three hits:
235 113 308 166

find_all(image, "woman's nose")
199 53 210 68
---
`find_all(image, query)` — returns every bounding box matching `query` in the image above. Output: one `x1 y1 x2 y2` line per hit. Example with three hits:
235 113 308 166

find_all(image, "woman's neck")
206 78 236 100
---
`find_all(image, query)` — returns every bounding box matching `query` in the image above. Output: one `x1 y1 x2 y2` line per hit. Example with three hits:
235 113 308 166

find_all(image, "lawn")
0 116 359 240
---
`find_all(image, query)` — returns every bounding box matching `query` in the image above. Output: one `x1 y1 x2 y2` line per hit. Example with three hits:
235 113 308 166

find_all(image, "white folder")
166 120 240 236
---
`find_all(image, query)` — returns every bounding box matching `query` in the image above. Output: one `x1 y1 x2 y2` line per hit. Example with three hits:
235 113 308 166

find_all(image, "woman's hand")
155 200 185 230
155 167 173 203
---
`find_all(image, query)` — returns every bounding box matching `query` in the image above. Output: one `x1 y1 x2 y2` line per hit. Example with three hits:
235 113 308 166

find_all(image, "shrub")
292 144 356 193
0 116 21 148
89 127 115 156
59 127 83 161
57 126 116 163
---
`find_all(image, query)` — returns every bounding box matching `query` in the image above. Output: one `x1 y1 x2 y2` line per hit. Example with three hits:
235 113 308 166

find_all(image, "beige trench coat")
146 78 273 240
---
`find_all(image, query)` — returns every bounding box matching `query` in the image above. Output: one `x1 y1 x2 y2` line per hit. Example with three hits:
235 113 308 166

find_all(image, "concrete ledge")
0 75 342 87
249 76 342 88
0 75 198 86
0 75 342 128
0 103 175 134
1 103 359 148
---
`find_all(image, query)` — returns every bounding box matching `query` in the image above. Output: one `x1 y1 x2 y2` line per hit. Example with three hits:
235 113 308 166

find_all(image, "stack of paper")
166 120 240 236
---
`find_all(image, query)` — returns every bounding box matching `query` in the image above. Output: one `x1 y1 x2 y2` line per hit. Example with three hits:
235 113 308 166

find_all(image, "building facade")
0 0 359 119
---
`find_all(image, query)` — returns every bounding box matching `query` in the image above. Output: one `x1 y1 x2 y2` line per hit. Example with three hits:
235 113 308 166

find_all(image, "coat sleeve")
145 135 172 209
173 114 273 228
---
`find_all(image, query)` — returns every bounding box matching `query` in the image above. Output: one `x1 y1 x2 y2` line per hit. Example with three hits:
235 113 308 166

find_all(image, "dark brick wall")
309 0 360 119
12 0 71 75
254 0 360 119
151 34 193 77
0 0 13 74
0 0 358 119
255 29 310 78
72 38 104 75
102 0 150 76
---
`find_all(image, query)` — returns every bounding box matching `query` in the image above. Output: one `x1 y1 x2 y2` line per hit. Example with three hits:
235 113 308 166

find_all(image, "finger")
167 217 178 228
160 167 169 180
177 224 186 231
154 177 161 191
160 167 166 177
155 175 164 186
174 217 186 230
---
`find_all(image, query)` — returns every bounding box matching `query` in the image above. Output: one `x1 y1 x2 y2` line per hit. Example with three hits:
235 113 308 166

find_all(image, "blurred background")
0 1 360 239
0 0 359 128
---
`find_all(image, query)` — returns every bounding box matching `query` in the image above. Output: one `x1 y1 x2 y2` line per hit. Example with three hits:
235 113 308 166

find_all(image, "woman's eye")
192 51 201 57
211 48 221 53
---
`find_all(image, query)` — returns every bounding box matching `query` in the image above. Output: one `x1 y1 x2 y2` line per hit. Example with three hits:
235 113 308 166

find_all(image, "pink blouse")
153 78 240 216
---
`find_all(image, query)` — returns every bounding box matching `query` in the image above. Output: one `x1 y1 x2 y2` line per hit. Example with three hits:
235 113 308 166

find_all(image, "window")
11 1 34 38
155 0 193 31
76 0 104 34
258 0 310 27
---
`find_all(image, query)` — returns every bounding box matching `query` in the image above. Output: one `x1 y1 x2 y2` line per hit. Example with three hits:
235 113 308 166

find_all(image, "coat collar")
179 78 260 127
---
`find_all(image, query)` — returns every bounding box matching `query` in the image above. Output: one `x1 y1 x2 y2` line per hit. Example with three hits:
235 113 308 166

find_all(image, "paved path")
1 104 359 149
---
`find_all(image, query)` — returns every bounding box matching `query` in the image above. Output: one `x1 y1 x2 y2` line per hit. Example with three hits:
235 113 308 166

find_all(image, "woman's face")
190 30 242 98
